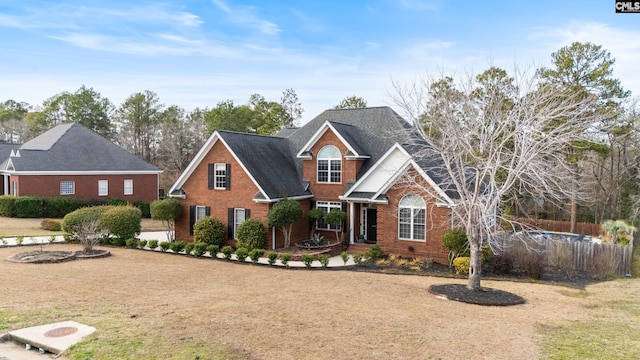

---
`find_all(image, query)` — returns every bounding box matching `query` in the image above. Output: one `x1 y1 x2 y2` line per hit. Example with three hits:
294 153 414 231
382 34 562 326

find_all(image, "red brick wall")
12 174 158 202
375 174 451 264
176 140 266 242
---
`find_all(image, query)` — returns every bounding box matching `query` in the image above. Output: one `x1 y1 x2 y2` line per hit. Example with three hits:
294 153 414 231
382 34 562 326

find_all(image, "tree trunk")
570 163 578 233
467 239 482 290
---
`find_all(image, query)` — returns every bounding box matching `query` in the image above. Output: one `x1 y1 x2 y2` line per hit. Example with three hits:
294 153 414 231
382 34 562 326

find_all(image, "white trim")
213 163 227 190
124 179 134 195
398 194 427 241
295 121 368 159
343 144 410 198
168 131 270 201
98 180 108 196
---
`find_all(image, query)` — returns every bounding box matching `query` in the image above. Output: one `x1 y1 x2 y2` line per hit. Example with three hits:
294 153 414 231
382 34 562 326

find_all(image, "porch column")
349 201 354 244
3 175 8 195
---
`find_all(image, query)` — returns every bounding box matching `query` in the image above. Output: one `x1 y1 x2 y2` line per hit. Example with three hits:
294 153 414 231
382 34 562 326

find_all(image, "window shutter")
208 164 214 189
245 209 250 219
225 163 231 190
189 206 196 236
341 202 347 233
205 206 211 216
227 208 234 239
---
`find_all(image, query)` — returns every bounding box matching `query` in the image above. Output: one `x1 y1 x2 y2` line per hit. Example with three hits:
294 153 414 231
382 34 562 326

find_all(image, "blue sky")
1 0 639 124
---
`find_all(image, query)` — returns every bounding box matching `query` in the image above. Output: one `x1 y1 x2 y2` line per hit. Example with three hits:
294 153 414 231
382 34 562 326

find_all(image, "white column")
3 175 8 195
349 201 355 244
272 226 276 249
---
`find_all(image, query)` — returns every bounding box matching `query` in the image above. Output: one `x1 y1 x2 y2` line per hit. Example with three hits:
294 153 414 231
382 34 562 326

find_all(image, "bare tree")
391 67 604 290
75 218 105 254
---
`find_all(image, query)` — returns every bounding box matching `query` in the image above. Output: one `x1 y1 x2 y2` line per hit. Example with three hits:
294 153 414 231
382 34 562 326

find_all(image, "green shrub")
48 235 56 244
366 245 383 260
249 248 264 262
150 198 182 241
15 196 42 218
301 254 314 268
267 251 278 265
41 219 62 231
193 242 208 257
159 242 170 252
125 238 137 248
193 217 225 246
62 205 112 235
134 201 151 218
42 197 88 218
100 205 141 240
16 235 24 245
184 242 195 255
221 246 234 260
236 247 249 262
453 257 471 275
148 240 159 250
318 254 330 268
280 253 292 266
341 251 349 265
207 245 219 258
138 240 148 248
0 195 16 217
106 198 128 206
442 229 470 267
111 237 126 247
169 241 186 253
352 253 364 265
236 219 266 251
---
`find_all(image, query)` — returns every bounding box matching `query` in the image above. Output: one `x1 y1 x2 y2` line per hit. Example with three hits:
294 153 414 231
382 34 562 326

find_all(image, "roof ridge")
217 130 286 139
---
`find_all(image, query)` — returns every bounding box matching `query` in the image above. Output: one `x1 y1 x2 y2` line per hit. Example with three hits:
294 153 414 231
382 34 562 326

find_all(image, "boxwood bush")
133 201 151 218
169 241 186 253
100 205 141 240
184 242 195 255
148 240 159 250
43 197 88 218
193 242 208 257
249 248 264 262
221 245 234 260
235 247 249 262
236 218 266 251
193 217 225 246
62 205 113 236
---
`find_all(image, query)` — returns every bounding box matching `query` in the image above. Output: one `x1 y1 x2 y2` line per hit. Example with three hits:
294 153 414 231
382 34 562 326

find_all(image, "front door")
366 208 377 243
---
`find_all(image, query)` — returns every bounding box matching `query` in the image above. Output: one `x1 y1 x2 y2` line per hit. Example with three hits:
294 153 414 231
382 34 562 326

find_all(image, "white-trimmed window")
234 208 247 239
124 179 133 195
195 206 207 223
316 201 342 230
398 194 426 241
214 163 227 189
60 181 75 195
317 146 341 183
98 180 108 196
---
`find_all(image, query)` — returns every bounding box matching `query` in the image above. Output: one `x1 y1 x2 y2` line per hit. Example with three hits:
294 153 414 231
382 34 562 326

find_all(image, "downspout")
349 201 355 245
272 226 276 249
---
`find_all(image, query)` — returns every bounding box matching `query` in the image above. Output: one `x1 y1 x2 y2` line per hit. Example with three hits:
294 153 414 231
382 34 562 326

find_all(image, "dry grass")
2 245 637 359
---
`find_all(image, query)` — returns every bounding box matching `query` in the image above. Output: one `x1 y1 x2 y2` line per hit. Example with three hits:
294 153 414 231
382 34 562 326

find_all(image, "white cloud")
210 0 281 35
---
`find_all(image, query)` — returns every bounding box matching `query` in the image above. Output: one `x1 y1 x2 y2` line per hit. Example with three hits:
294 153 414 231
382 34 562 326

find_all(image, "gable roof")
0 123 160 173
295 121 370 159
169 130 311 202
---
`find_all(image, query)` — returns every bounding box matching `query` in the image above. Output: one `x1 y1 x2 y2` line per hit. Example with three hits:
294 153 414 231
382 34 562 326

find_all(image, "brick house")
0 123 161 202
169 107 454 263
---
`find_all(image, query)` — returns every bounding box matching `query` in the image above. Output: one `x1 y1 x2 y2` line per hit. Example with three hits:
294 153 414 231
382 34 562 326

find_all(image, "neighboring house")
169 107 453 263
0 123 161 202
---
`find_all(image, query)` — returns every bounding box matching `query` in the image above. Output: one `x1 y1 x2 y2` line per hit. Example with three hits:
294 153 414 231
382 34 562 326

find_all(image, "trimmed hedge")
101 205 142 240
236 218 266 251
15 196 42 218
42 197 88 218
62 205 113 235
134 201 151 218
0 195 17 217
193 217 225 246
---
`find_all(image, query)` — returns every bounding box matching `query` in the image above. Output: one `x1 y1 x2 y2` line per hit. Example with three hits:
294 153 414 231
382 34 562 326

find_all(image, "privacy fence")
493 232 633 277
512 217 601 236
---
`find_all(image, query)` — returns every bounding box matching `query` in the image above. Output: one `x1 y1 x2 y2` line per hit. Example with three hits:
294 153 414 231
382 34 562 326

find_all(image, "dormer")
296 121 370 160
10 149 20 157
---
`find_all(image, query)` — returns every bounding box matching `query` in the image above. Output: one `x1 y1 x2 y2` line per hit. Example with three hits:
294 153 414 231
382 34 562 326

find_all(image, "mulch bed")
429 284 526 306
6 249 110 263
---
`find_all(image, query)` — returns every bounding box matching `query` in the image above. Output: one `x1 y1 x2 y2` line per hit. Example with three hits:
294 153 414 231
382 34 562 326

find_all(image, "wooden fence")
512 217 601 237
494 233 633 277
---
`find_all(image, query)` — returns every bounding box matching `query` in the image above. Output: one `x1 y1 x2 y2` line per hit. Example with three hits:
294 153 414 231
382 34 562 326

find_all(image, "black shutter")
208 164 214 189
205 206 211 216
225 163 231 190
189 206 196 236
228 208 234 239
310 201 316 230
341 202 347 233
245 209 250 219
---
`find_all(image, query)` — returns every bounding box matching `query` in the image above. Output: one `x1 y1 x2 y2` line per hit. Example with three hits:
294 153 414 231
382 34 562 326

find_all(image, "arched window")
398 194 426 241
317 145 341 183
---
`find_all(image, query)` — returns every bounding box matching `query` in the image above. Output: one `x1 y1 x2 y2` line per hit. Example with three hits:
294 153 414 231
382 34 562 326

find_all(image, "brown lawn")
0 217 165 237
1 244 636 359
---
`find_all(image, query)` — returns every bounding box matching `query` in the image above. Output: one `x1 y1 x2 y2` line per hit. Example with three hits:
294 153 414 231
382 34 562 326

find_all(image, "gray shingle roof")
5 122 160 172
217 131 311 199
